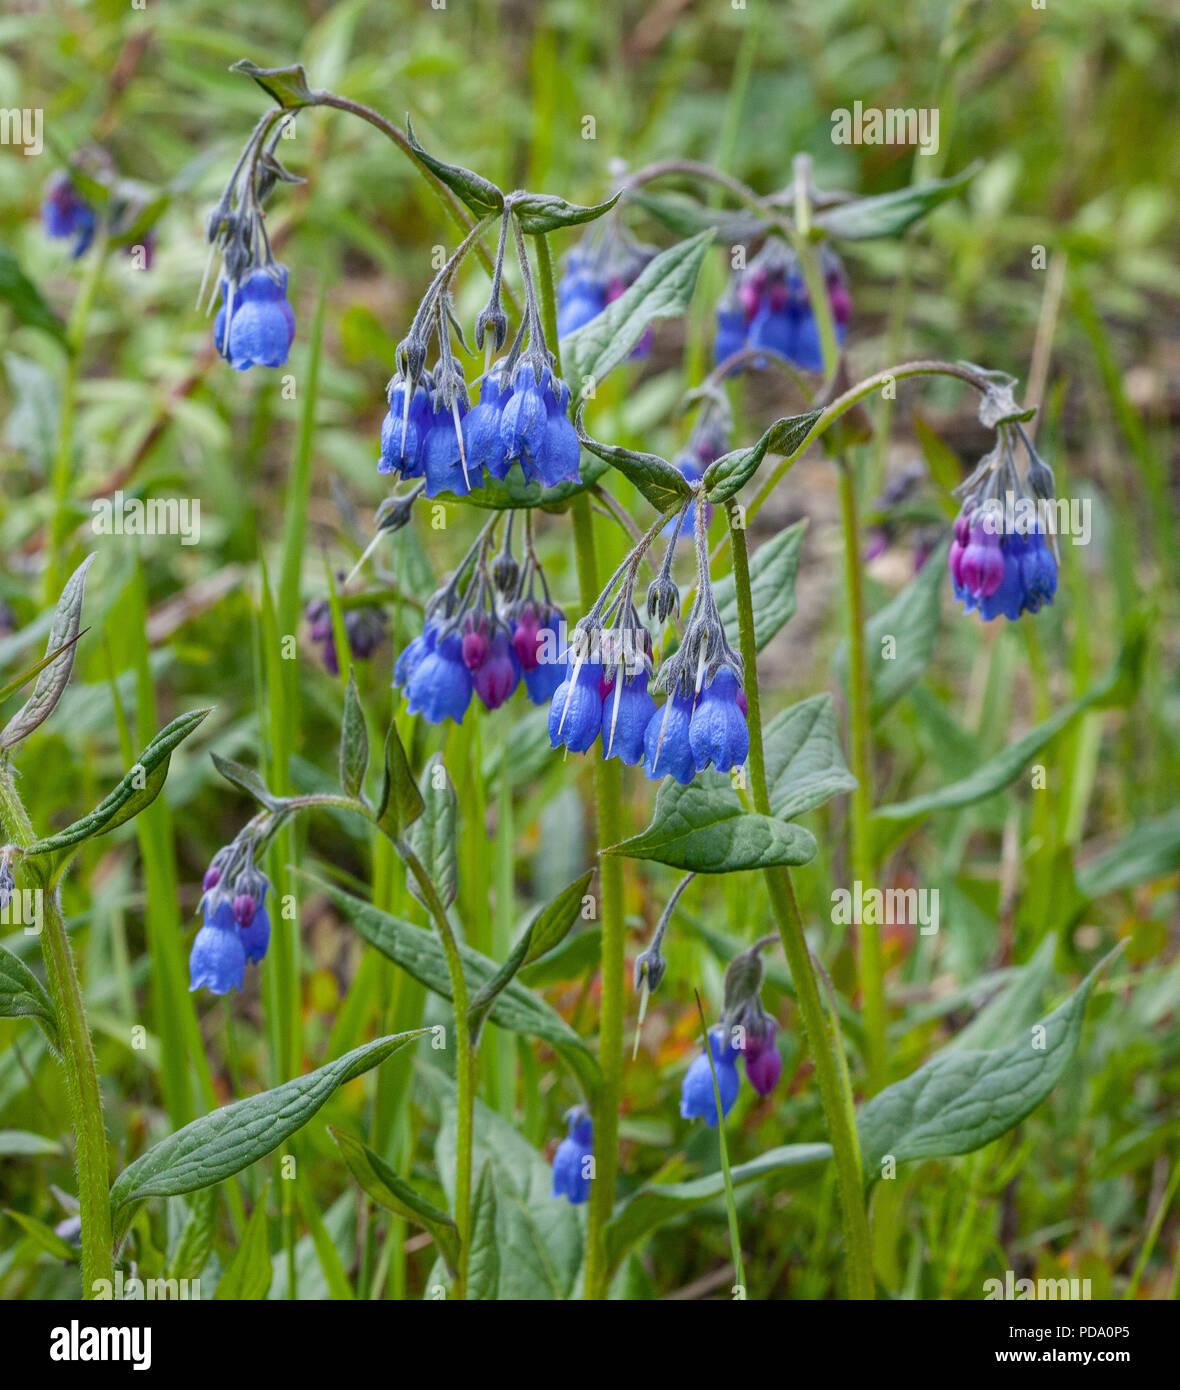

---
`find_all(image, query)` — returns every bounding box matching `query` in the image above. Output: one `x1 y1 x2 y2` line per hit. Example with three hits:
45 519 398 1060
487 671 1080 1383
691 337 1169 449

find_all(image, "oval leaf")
763 693 859 821
704 411 823 503
515 191 620 235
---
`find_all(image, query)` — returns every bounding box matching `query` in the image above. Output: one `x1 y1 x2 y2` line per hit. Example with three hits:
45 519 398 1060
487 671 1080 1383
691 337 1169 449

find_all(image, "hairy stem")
0 760 112 1296
726 509 875 1299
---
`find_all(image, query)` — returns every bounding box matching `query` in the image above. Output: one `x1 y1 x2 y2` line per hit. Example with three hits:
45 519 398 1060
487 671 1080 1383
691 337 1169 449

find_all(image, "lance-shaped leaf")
1 555 95 751
4 1208 79 1263
229 59 315 109
407 753 458 911
214 1190 273 1300
331 1128 459 1274
515 190 620 235
602 1143 832 1279
1076 809 1180 898
467 869 593 1042
563 231 712 389
405 117 504 218
24 708 212 881
0 945 57 1044
338 670 369 798
857 947 1122 1180
376 720 424 840
713 520 805 653
813 163 979 240
301 870 601 1096
703 411 823 503
834 543 946 724
210 752 285 812
0 250 66 343
871 628 1143 834
625 190 768 243
108 1029 428 1236
575 412 692 512
763 694 859 820
604 777 817 873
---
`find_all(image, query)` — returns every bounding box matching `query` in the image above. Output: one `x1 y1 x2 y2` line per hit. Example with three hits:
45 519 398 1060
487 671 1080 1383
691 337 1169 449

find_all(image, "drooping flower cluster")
304 596 388 676
550 490 748 785
203 113 300 370
42 172 97 259
681 939 783 1125
550 1107 594 1205
394 514 565 725
556 219 656 354
714 238 850 373
189 839 272 995
949 425 1059 621
378 206 581 497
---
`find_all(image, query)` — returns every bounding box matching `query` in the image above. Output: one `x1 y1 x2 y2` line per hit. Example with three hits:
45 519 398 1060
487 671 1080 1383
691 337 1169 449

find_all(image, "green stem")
396 838 474 1299
726 508 875 1299
0 760 112 1296
836 458 886 1093
536 229 625 1299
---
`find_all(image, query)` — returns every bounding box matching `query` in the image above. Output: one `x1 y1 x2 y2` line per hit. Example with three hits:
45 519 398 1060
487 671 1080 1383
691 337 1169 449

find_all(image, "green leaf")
108 1030 427 1235
0 251 65 343
946 935 1057 1053
857 947 1122 1180
0 633 85 705
210 752 284 812
0 945 57 1041
214 1192 273 1300
302 871 601 1096
763 694 859 820
406 754 458 911
376 720 424 840
1077 810 1180 898
813 164 979 240
602 1144 832 1279
625 189 766 243
466 1161 500 1300
467 869 593 1042
25 708 212 880
4 1208 78 1262
447 454 609 512
871 635 1141 828
1 555 95 751
703 412 823 503
563 231 712 389
604 776 817 873
836 544 946 722
331 1128 459 1273
229 59 315 109
424 1072 582 1298
713 521 804 652
405 117 504 218
574 418 691 512
166 1187 217 1282
0 1130 61 1157
515 191 620 235
338 670 369 798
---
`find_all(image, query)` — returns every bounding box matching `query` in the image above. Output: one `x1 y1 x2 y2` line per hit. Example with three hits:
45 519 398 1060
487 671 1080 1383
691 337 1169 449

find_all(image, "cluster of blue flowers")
948 429 1059 621
42 172 97 259
556 222 655 354
681 941 783 1124
549 651 749 786
714 239 850 373
213 267 296 371
949 510 1058 620
379 361 581 497
550 1107 594 1205
394 531 566 724
189 847 272 995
